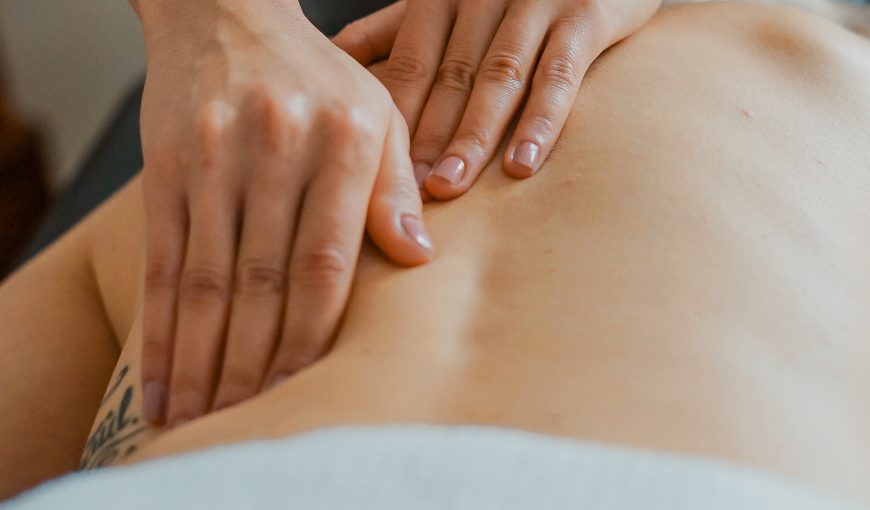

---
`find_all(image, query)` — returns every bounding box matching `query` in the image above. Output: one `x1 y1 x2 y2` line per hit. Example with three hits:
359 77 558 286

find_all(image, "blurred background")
0 0 144 276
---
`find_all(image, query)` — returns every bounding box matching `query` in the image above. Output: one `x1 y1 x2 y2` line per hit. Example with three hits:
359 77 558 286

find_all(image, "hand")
137 0 434 426
333 0 660 198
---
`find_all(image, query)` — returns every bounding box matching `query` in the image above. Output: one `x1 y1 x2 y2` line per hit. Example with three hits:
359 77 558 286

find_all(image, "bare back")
15 1 870 504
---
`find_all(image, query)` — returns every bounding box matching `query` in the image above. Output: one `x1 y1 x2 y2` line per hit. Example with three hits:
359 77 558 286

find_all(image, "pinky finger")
504 24 591 179
141 191 187 425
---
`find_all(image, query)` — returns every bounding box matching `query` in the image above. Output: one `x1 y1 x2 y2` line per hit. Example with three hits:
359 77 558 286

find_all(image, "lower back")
126 2 870 503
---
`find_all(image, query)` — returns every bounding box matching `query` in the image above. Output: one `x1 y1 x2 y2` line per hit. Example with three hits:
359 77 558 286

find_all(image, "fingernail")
265 373 289 391
400 214 434 252
511 141 540 175
413 161 431 188
142 381 167 424
431 156 466 185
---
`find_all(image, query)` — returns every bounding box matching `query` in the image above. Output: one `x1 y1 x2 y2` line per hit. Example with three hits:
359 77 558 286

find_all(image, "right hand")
137 0 434 427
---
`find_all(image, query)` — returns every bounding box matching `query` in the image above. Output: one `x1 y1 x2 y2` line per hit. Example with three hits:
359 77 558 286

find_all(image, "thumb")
367 107 435 267
332 1 406 65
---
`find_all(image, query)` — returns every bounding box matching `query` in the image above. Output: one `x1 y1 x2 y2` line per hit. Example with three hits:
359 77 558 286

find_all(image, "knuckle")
251 93 286 148
553 10 603 48
540 52 580 93
435 56 478 94
194 101 232 142
179 265 231 304
345 107 381 142
385 53 430 84
193 103 233 172
293 245 349 291
479 49 526 87
141 338 171 365
249 91 314 152
145 260 179 294
454 128 490 154
383 173 422 203
526 112 559 140
235 259 287 298
564 3 602 28
317 103 355 136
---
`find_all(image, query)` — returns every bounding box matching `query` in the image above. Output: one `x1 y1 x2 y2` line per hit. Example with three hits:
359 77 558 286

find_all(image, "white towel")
4 425 865 510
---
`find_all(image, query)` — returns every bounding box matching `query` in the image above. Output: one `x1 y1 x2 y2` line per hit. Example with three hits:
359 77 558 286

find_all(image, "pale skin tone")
0 1 868 503
130 0 660 429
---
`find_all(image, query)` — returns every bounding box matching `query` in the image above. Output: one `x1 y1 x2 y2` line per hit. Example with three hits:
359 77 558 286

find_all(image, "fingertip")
421 154 470 200
168 415 192 429
399 214 435 262
263 372 290 393
164 375 212 429
210 383 244 414
211 393 243 414
423 173 466 201
368 205 435 267
165 405 200 430
504 140 542 179
142 380 167 425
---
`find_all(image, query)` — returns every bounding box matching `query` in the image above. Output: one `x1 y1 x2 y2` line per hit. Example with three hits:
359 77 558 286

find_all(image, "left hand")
333 0 660 199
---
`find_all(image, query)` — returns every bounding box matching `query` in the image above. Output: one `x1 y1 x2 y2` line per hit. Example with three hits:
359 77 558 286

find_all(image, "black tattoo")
79 365 149 470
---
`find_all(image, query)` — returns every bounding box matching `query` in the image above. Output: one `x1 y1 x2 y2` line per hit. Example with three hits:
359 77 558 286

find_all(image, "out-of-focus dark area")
0 0 393 281
0 63 48 278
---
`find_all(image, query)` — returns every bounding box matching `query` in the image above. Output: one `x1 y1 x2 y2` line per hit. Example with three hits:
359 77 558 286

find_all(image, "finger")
382 0 455 135
166 177 240 427
505 17 594 178
424 2 551 200
409 0 506 188
332 0 407 65
141 186 186 425
264 118 381 387
368 108 434 267
211 149 305 411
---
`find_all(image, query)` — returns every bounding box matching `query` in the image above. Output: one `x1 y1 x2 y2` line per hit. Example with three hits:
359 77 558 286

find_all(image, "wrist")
138 0 306 50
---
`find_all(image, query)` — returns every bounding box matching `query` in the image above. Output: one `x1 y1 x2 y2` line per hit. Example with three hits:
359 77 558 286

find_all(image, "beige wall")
0 0 145 190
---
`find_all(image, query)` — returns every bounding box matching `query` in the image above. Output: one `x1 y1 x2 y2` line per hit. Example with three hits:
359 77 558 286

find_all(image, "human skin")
130 0 434 430
129 0 659 431
1 1 869 503
332 0 659 194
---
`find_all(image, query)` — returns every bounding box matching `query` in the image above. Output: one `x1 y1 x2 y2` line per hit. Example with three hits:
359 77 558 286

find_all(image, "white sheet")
4 425 865 510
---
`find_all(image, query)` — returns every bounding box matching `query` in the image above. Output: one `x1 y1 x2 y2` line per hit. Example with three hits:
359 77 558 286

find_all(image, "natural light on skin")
47 3 870 507
0 0 868 504
130 0 661 431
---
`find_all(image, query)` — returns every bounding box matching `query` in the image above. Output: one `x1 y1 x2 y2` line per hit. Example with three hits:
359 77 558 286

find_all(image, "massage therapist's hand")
133 0 434 427
333 0 659 198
